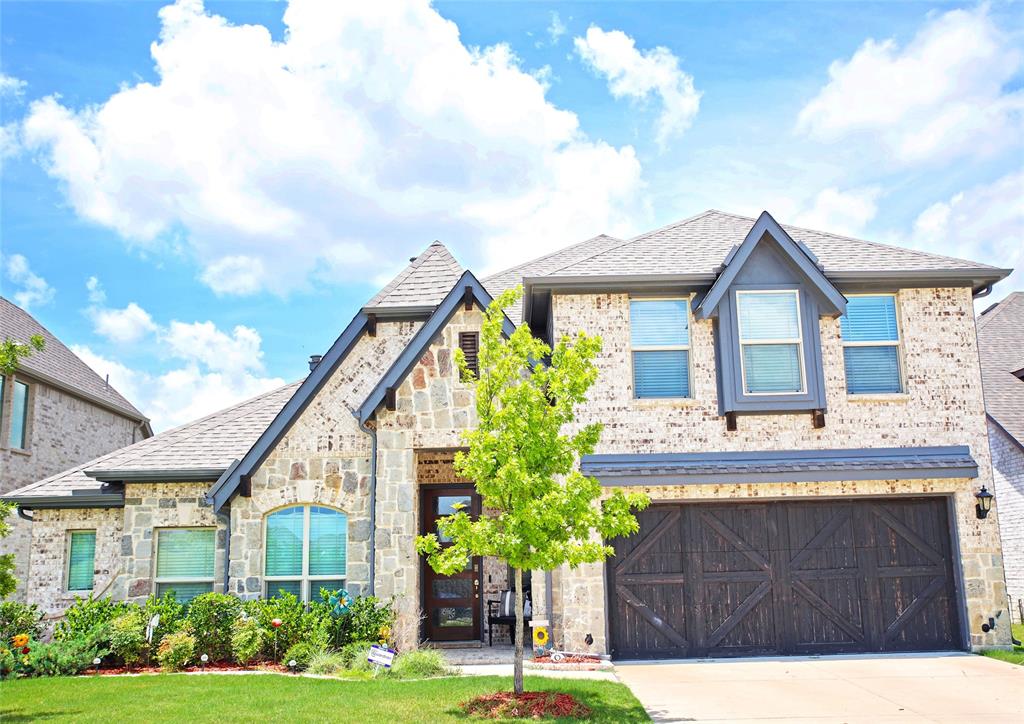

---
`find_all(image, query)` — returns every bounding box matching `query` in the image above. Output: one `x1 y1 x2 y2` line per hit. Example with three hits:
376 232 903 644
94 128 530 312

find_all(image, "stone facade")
989 421 1024 623
2 373 143 601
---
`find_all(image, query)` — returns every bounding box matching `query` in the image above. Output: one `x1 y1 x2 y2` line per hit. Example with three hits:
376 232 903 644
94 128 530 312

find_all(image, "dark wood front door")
420 486 482 642
608 498 961 659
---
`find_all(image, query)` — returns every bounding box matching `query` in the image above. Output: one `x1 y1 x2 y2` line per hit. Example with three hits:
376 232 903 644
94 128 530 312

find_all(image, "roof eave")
11 365 150 428
360 304 436 320
2 492 126 509
829 268 1013 295
85 467 226 483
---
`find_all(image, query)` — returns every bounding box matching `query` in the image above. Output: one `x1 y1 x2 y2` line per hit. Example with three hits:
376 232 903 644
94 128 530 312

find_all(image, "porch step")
428 640 483 649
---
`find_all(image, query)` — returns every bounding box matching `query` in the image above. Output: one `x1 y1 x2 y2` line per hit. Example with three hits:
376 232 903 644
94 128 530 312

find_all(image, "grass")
0 673 649 723
980 622 1024 666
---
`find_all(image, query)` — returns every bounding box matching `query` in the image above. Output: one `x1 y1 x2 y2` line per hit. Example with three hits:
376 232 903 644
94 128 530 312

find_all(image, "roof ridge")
483 233 622 283
978 291 1024 330
365 241 462 308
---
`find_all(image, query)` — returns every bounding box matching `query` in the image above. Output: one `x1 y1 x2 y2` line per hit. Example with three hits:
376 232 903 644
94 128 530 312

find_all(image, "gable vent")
458 332 479 378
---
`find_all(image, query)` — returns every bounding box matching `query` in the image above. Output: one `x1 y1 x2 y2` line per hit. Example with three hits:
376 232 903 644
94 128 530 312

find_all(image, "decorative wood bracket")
366 313 377 338
463 285 474 311
812 409 826 429
240 475 252 497
385 387 397 411
725 411 737 432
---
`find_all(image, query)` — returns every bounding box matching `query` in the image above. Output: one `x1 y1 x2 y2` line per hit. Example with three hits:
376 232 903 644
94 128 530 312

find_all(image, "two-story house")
1 296 152 601
3 210 1014 656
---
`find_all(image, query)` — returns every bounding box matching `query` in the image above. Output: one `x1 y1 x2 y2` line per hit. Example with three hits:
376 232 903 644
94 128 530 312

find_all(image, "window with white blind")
736 290 806 395
154 528 216 603
630 298 691 399
8 379 30 449
840 294 904 394
264 505 347 601
66 530 96 592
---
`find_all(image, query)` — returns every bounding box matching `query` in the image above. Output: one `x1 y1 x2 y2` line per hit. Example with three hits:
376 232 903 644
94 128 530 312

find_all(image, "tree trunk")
513 566 524 695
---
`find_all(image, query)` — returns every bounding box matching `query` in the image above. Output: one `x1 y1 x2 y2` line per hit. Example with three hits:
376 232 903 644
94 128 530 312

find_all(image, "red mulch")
94 661 287 675
462 691 592 719
532 654 601 665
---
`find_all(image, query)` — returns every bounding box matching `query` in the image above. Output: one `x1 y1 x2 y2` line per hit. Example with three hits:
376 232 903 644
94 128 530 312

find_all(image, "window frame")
65 529 97 593
628 296 693 400
735 289 807 396
263 504 347 602
7 377 31 451
840 293 906 395
153 526 217 601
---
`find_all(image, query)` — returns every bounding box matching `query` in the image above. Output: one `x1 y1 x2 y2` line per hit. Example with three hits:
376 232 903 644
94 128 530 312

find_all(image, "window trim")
65 529 97 593
735 289 807 396
7 377 31 451
628 295 693 400
840 292 906 395
263 504 347 602
153 526 217 599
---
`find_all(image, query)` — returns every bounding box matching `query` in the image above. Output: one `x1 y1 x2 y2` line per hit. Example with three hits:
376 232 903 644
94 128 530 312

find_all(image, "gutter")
219 505 231 595
16 508 34 522
87 467 225 483
1 493 126 509
358 418 379 596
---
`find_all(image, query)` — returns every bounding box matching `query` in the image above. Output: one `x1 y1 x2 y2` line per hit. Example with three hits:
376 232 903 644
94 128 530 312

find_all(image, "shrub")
230 617 266 665
306 650 347 676
54 595 127 642
338 641 375 672
242 593 316 658
24 627 108 678
157 630 195 672
0 601 44 645
340 596 396 646
142 592 185 649
185 593 240 662
108 609 148 669
390 648 450 679
282 639 326 670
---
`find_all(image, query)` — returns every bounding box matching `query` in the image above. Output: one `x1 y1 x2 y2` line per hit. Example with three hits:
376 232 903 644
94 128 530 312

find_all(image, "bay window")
736 290 805 394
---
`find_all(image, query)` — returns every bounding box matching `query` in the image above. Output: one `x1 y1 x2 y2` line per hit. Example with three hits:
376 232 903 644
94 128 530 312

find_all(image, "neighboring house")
977 292 1024 624
0 296 152 601
3 210 1014 657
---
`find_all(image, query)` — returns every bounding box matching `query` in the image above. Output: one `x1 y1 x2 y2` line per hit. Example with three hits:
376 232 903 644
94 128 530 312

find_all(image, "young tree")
415 286 649 694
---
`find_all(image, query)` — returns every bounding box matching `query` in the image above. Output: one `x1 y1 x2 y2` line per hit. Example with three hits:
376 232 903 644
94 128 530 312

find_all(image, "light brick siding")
989 421 1024 623
2 375 141 601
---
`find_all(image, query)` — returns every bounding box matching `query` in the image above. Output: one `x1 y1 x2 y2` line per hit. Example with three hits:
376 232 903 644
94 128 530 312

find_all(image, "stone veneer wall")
989 421 1024 623
548 286 1010 651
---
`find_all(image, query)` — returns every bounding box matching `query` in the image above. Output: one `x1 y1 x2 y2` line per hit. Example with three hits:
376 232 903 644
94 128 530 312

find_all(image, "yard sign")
367 644 396 669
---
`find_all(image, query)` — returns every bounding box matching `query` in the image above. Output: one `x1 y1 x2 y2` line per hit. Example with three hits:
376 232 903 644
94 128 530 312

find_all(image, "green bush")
157 630 195 672
338 641 376 672
390 648 450 679
242 593 316 658
24 628 108 678
109 609 148 669
230 617 266 665
282 639 326 670
339 596 395 646
142 592 185 649
185 593 241 662
54 595 127 642
0 600 44 645
306 650 347 676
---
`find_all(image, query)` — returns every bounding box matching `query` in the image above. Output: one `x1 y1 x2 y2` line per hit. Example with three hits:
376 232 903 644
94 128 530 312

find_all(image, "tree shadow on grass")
0 708 80 722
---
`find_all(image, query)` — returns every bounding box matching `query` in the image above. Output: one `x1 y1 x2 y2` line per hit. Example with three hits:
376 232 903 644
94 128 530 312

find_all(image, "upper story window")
840 294 904 394
736 290 805 395
7 379 30 449
264 505 347 601
66 530 96 592
155 528 216 603
630 298 691 399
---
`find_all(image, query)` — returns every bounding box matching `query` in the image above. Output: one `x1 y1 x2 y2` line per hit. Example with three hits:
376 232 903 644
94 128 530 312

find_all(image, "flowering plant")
11 634 28 648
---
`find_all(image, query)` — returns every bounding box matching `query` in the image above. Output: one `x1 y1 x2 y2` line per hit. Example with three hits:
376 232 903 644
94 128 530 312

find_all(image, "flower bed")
462 691 592 719
527 653 612 671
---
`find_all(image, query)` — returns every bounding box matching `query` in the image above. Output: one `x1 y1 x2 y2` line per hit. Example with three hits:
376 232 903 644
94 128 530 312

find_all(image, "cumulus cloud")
797 5 1024 165
0 73 26 99
21 0 645 294
791 187 881 238
3 253 55 310
547 12 567 45
574 26 701 148
90 302 159 343
86 276 107 304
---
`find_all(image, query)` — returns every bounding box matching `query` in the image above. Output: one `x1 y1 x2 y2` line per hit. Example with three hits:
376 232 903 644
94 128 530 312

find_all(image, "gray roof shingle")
978 292 1024 446
365 241 464 309
1 380 301 502
1 297 147 422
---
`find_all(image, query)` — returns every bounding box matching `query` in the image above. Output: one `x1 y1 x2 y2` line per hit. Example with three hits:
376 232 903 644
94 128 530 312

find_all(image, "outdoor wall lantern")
975 486 994 519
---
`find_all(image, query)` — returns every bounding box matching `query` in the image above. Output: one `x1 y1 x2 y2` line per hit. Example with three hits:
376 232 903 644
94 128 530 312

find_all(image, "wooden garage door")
607 498 962 659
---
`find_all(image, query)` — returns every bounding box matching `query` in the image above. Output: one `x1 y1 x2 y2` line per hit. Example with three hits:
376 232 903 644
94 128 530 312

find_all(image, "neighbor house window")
8 380 29 449
154 528 215 603
736 290 805 395
67 530 96 592
630 298 691 398
264 505 347 601
840 294 904 394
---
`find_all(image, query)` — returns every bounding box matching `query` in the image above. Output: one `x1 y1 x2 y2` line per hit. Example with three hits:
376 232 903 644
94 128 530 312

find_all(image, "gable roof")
978 292 1024 447
364 241 464 311
1 296 150 428
695 211 847 318
357 270 517 425
1 381 300 507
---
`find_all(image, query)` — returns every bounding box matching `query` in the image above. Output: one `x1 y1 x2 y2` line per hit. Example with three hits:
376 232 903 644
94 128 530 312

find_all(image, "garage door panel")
615 583 690 656
703 581 778 653
789 578 867 650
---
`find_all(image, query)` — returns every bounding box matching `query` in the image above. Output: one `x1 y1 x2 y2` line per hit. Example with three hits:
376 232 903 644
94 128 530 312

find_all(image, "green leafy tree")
0 334 45 376
0 504 17 599
415 286 649 694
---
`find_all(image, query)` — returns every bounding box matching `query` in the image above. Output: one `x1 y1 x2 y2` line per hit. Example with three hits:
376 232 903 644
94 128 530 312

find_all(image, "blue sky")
1 0 1021 431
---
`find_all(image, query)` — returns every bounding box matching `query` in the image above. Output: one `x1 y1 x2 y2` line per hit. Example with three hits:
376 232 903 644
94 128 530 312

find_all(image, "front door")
420 486 482 642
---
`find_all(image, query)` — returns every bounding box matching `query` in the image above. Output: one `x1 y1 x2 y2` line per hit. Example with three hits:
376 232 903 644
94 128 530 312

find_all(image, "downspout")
17 507 34 522
545 569 554 643
218 505 231 595
358 418 378 596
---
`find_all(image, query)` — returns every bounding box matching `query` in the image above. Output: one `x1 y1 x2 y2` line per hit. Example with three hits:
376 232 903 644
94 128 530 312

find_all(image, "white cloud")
90 302 159 343
21 0 645 295
547 12 566 45
162 320 266 377
0 73 26 99
797 5 1024 165
574 26 701 148
3 253 55 310
910 170 1024 297
86 276 106 304
790 187 881 238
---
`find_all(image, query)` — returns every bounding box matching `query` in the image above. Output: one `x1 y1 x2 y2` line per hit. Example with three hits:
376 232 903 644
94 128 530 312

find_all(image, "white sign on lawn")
367 644 396 668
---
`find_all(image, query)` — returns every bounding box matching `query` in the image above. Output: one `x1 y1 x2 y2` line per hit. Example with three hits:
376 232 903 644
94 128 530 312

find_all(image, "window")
264 505 347 601
840 294 904 394
630 298 691 398
155 528 216 603
67 531 96 591
736 290 805 395
8 379 29 449
458 332 479 378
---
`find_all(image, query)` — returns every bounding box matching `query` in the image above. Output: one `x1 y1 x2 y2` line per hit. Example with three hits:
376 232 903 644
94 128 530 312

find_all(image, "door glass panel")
433 579 473 600
434 607 473 627
436 495 470 542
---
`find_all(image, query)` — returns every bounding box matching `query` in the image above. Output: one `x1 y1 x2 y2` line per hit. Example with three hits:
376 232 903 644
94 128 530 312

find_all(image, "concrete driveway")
615 652 1024 723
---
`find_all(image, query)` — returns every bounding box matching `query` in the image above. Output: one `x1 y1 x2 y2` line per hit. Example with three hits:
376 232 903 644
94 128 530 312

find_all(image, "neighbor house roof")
1 381 300 507
978 292 1024 447
1 296 150 428
364 241 464 312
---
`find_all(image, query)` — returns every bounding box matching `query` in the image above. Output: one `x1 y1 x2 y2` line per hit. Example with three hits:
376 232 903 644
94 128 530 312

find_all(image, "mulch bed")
531 654 601 665
94 662 288 675
462 691 592 719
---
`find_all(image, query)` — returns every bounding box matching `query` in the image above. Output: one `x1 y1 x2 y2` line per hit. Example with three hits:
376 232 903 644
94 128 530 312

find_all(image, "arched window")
264 505 347 601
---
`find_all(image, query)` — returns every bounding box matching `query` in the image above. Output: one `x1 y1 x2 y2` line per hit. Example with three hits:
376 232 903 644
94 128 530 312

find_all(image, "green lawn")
981 622 1024 666
0 673 649 723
